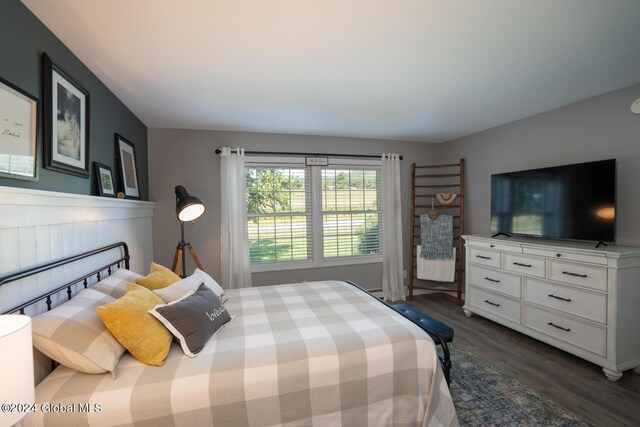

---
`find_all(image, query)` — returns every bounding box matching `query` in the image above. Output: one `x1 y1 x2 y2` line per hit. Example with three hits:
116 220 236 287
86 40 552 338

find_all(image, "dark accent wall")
0 0 148 199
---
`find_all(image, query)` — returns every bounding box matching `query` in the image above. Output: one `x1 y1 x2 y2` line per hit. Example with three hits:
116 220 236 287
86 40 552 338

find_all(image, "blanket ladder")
408 159 465 305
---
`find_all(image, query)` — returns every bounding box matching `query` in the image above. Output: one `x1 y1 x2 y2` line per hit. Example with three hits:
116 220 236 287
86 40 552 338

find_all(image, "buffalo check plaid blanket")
21 280 458 427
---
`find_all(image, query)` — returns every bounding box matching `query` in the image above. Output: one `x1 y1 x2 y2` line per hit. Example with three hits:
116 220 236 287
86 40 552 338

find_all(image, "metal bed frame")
0 242 130 315
0 243 450 385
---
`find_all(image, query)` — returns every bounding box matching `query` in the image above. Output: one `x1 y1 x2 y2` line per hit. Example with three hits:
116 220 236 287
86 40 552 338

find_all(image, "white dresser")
463 234 640 381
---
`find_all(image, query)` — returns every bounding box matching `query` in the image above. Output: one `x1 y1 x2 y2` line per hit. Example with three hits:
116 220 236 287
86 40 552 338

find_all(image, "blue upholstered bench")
392 304 454 385
392 304 454 343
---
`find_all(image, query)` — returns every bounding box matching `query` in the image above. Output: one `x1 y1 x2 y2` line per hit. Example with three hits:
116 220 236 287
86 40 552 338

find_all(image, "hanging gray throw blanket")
420 214 453 260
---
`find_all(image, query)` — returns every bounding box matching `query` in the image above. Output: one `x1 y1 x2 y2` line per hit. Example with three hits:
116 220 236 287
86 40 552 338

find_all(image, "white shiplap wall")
0 186 156 314
0 186 156 382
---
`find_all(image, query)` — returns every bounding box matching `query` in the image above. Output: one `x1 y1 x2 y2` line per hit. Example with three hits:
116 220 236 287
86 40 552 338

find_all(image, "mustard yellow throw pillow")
96 283 172 366
135 262 181 290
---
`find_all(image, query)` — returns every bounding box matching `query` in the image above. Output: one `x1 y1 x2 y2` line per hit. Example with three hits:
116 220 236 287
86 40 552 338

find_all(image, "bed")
1 243 458 427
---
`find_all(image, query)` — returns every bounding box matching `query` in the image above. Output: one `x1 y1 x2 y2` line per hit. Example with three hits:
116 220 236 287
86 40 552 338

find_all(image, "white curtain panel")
220 147 252 289
381 153 405 302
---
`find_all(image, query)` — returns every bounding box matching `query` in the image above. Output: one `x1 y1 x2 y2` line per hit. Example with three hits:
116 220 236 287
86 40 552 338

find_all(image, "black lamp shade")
175 185 206 222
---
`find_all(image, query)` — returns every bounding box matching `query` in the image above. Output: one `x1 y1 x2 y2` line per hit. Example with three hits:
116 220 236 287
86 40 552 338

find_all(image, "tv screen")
490 159 616 242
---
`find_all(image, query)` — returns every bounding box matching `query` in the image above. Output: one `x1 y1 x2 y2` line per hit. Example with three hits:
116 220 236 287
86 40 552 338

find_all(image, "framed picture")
43 53 90 177
115 134 140 199
94 162 116 197
0 76 39 181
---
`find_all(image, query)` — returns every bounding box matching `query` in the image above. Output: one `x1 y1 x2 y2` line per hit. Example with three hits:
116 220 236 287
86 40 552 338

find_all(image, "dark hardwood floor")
409 293 640 427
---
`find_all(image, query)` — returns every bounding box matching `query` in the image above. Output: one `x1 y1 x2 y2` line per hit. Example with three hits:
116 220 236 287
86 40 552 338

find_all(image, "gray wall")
148 129 441 289
441 82 640 246
0 0 148 199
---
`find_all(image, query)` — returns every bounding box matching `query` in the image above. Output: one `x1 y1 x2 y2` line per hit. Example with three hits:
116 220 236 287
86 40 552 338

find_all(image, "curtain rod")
214 149 402 160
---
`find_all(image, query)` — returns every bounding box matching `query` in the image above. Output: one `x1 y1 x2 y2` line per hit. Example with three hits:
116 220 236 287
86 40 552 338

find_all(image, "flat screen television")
490 159 616 243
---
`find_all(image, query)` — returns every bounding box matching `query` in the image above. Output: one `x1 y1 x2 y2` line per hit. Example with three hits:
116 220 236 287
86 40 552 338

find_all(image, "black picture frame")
115 133 140 199
94 162 116 197
43 53 90 177
0 76 39 181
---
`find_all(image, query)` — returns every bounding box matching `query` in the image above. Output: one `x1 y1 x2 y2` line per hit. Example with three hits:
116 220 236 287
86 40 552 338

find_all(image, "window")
245 158 383 271
322 168 381 258
246 167 311 264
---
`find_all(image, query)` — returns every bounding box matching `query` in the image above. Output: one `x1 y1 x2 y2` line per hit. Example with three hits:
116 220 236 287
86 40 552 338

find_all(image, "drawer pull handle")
513 262 532 267
490 244 495 248
562 271 587 278
548 294 572 302
556 253 562 258
547 322 571 332
476 255 492 260
484 277 500 283
484 300 500 307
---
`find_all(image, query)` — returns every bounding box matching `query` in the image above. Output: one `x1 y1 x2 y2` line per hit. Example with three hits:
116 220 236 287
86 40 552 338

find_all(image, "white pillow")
192 268 227 302
153 269 227 304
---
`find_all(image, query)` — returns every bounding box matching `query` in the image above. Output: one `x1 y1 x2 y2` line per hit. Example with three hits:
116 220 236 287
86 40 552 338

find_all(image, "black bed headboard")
0 242 130 315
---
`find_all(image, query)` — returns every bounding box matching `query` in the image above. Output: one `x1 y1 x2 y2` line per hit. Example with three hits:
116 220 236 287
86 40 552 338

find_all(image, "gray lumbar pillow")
149 283 232 357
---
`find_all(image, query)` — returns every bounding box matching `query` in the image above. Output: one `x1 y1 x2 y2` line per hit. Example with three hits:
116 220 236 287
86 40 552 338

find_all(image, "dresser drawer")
523 247 607 266
524 278 607 324
468 286 521 324
504 253 545 278
548 260 607 291
469 247 501 268
467 240 522 253
469 264 521 298
524 305 606 357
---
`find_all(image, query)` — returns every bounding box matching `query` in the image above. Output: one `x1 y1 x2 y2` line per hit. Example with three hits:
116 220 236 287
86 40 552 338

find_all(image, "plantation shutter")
244 155 384 270
245 158 313 265
321 166 383 259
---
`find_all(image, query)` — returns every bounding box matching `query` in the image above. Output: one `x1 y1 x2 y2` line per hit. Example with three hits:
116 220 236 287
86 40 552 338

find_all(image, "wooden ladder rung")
414 184 460 188
414 194 464 198
415 163 461 169
414 204 461 209
411 286 459 293
415 173 461 178
414 214 460 218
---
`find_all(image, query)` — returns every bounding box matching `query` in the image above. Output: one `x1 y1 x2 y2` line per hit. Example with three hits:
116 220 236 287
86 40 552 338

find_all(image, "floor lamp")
172 185 206 278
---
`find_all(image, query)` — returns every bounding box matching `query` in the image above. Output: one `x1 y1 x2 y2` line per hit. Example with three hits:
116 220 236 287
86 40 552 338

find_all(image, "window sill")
250 256 382 273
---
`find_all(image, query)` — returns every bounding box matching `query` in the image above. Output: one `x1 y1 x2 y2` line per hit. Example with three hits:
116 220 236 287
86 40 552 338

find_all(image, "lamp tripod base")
171 222 203 278
172 242 203 278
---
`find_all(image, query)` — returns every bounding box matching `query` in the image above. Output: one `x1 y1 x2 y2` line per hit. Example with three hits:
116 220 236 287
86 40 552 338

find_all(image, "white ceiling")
22 0 640 143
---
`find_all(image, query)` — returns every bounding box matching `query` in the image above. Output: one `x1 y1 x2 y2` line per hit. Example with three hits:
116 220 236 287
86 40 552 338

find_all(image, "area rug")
448 344 592 426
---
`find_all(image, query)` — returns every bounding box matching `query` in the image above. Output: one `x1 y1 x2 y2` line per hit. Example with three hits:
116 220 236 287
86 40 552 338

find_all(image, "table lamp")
0 314 35 426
